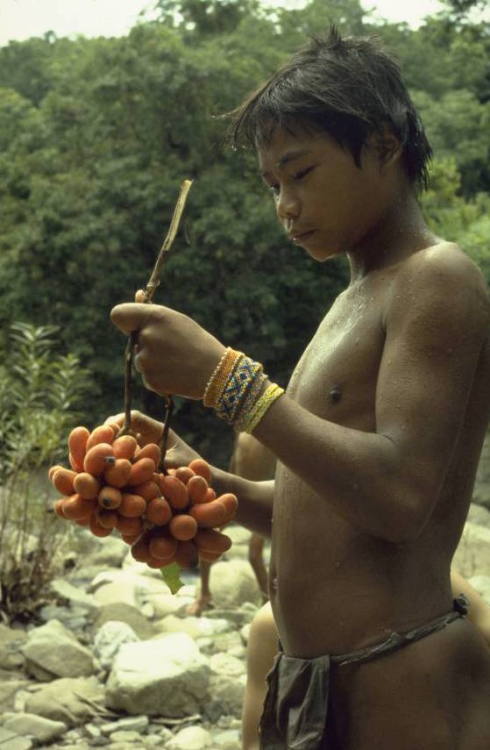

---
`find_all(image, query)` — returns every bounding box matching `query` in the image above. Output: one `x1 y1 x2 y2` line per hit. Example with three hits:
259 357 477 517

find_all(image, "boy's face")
257 126 394 262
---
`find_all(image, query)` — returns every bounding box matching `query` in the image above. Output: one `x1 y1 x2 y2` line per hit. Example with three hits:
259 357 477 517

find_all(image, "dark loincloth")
258 596 469 750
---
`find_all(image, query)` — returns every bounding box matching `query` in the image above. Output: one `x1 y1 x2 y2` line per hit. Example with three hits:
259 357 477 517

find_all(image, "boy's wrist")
202 347 284 433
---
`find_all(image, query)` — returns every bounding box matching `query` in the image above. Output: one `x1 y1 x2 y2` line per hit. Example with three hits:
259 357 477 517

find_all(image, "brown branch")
120 179 193 437
141 179 193 304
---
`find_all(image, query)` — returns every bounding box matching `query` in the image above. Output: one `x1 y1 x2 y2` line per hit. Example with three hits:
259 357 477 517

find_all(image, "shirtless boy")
109 28 490 750
242 572 490 750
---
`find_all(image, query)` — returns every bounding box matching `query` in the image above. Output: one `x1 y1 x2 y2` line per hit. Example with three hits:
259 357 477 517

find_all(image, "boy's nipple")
329 385 342 404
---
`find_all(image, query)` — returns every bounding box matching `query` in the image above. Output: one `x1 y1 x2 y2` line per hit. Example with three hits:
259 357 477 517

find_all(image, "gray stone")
0 727 33 749
0 679 29 711
93 621 139 670
473 433 490 509
453 521 490 579
105 633 210 717
108 730 142 742
142 736 162 747
83 536 128 568
205 673 246 720
24 675 106 726
209 652 244 677
467 503 490 528
50 579 101 615
166 725 212 749
225 526 253 546
153 614 230 639
3 713 67 744
21 619 96 681
85 723 102 739
469 575 490 605
0 625 27 671
91 603 156 641
212 728 241 749
100 716 149 735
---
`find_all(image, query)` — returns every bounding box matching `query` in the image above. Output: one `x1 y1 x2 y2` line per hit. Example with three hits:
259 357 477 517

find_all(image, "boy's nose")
276 191 300 224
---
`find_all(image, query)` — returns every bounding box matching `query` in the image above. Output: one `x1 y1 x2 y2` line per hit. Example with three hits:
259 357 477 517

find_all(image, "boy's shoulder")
396 242 487 293
390 241 489 318
381 241 490 348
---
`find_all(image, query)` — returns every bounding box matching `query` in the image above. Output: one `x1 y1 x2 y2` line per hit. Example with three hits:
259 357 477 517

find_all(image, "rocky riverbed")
1 504 489 750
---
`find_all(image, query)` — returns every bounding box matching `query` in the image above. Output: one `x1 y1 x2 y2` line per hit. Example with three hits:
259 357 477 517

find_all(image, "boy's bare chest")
287 290 385 426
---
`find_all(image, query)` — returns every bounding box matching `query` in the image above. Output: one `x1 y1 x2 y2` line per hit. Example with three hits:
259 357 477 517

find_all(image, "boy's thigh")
330 619 490 750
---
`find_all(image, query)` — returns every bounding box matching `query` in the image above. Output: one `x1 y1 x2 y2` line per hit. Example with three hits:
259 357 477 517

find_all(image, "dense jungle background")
1 0 489 471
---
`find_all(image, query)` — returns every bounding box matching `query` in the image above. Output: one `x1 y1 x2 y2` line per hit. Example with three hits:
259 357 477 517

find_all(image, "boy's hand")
111 303 226 399
104 410 164 446
105 410 201 468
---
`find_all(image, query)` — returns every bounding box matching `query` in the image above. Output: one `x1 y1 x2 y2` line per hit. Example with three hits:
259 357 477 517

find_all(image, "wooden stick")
141 179 193 303
121 179 193 436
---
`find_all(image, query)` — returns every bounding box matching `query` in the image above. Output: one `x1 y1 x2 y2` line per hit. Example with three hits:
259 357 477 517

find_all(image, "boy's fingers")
110 303 153 334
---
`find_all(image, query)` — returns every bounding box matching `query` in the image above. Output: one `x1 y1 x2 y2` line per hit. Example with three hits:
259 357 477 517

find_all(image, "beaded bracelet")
203 347 284 433
242 382 285 434
216 356 264 425
203 348 243 408
233 370 268 432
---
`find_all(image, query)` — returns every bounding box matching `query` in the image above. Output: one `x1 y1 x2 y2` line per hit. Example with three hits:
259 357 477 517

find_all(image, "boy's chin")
306 245 341 263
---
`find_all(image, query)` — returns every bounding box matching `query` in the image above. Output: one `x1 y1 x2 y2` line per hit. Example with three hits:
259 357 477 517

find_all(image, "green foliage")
0 0 488 466
0 323 90 622
422 157 490 285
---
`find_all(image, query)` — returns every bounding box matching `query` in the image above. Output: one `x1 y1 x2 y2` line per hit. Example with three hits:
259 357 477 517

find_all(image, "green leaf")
160 562 184 594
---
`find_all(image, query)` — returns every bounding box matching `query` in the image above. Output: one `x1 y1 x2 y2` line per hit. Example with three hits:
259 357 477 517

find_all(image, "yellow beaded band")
233 370 268 432
203 348 243 408
243 382 285 434
216 357 264 424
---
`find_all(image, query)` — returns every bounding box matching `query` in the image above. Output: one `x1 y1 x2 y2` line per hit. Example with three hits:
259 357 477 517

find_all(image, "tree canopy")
0 0 488 464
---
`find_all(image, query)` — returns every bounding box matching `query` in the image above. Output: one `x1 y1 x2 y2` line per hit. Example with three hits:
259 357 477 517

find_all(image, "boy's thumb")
110 303 151 334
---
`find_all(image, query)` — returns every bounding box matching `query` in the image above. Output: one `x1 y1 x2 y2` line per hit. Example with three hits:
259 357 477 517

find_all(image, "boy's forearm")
211 468 274 538
254 395 429 544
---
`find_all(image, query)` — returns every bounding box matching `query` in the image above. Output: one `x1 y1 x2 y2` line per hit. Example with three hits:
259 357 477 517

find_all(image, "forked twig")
120 180 193 460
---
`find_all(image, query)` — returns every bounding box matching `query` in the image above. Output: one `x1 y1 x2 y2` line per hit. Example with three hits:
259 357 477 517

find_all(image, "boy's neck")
346 187 437 284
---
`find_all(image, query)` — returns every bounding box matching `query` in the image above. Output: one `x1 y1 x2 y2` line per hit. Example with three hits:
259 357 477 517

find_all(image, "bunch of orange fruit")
49 423 237 569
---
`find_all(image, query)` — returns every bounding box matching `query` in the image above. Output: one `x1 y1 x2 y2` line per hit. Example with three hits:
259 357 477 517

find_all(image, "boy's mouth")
289 229 315 243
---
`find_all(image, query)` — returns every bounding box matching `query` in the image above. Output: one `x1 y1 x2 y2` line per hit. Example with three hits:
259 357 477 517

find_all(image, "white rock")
209 652 245 677
469 575 490 605
153 614 231 639
83 535 128 567
206 673 246 719
100 715 149 735
93 620 139 670
49 579 100 614
453 521 490 579
208 560 262 608
109 729 142 742
2 713 67 744
24 675 105 726
212 728 242 749
105 633 210 716
0 727 33 750
166 725 213 749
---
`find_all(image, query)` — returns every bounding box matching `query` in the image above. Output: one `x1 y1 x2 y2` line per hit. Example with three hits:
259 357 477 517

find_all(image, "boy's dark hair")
228 27 432 189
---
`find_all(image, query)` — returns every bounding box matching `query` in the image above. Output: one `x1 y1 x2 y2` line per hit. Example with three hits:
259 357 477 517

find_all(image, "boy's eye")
293 165 315 181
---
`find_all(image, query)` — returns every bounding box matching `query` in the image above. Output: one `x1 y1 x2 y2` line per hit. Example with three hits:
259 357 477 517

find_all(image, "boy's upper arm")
376 249 488 508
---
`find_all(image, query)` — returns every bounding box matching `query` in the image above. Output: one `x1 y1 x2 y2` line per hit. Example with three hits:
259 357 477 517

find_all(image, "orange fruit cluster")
49 424 237 569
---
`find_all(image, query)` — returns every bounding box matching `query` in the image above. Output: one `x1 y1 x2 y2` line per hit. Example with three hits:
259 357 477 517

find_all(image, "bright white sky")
0 0 457 48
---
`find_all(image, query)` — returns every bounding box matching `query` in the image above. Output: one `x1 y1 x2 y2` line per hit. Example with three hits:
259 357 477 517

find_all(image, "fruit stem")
120 179 193 439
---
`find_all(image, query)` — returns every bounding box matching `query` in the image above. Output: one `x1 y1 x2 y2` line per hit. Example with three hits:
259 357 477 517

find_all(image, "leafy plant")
0 322 90 623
